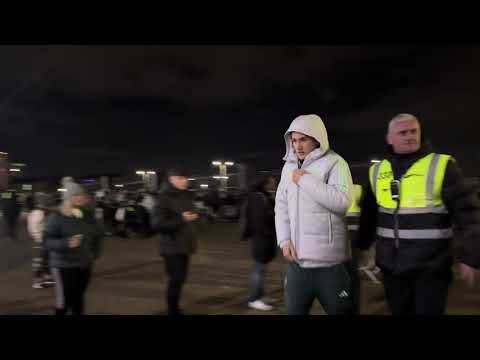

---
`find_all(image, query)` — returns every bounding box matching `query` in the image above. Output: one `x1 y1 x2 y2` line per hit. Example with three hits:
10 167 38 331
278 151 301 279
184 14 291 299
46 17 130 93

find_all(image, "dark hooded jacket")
244 176 277 264
43 204 104 269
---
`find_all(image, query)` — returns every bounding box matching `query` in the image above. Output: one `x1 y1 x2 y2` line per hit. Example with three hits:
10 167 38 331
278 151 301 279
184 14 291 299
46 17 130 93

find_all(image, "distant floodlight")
136 171 146 175
58 188 67 192
9 168 20 172
147 171 156 175
370 159 381 163
114 184 124 188
225 161 234 166
200 184 209 188
212 161 222 166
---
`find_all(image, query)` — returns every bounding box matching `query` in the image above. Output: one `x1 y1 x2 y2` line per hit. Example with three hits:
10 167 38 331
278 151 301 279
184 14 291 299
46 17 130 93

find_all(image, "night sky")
1 45 479 179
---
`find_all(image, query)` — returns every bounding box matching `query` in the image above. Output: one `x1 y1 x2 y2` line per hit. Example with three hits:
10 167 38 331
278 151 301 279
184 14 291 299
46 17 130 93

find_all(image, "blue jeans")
284 261 354 315
249 262 267 302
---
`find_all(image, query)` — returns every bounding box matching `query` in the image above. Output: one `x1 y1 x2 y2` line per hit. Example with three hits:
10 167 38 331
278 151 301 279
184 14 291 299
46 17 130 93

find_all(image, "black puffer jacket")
152 185 198 256
43 207 104 269
356 142 480 272
244 178 277 264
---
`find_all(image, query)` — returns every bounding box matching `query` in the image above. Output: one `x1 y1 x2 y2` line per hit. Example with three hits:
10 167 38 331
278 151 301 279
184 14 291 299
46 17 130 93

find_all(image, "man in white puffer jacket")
275 114 354 315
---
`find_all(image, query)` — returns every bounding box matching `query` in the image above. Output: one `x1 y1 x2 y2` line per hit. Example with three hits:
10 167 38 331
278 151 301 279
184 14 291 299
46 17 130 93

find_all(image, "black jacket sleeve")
43 213 71 253
151 195 184 233
355 181 379 251
442 159 480 268
247 192 270 238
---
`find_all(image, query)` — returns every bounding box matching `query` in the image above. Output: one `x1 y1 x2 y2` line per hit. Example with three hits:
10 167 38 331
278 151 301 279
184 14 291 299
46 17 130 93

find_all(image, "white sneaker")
248 300 273 311
42 277 55 285
261 297 276 305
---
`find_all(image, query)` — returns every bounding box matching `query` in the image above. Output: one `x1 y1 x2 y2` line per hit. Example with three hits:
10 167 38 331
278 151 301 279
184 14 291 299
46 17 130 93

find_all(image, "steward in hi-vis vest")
355 113 480 315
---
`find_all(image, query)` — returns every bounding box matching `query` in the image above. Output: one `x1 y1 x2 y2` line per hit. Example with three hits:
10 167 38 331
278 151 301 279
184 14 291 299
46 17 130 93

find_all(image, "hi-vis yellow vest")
369 153 453 241
347 184 362 231
348 184 362 214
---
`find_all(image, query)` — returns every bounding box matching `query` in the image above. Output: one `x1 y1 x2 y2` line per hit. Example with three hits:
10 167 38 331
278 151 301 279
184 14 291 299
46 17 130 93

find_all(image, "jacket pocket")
302 213 332 246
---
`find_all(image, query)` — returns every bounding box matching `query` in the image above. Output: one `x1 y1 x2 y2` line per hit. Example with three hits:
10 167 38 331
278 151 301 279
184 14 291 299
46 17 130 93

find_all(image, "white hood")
283 114 330 162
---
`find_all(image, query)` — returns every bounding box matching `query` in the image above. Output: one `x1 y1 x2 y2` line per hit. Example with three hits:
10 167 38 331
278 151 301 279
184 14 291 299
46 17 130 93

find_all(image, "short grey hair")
388 113 420 133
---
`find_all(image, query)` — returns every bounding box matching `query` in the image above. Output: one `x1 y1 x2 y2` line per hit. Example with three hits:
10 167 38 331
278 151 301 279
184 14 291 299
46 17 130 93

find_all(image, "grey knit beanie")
63 182 86 200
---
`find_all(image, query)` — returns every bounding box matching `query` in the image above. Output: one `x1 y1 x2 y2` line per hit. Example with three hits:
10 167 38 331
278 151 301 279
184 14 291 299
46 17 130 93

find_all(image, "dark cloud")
0 45 479 178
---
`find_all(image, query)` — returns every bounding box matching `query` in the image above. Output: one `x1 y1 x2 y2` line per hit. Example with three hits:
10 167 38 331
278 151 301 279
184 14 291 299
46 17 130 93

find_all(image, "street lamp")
135 171 147 191
136 170 157 191
211 161 234 191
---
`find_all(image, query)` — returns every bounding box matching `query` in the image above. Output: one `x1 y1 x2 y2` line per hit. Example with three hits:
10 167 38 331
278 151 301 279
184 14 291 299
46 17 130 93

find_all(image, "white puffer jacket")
275 114 353 267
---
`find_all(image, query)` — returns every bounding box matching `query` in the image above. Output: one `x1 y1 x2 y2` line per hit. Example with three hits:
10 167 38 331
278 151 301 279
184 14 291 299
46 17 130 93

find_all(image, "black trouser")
162 254 190 315
4 218 18 239
382 268 451 315
51 267 92 315
346 257 361 315
32 245 51 281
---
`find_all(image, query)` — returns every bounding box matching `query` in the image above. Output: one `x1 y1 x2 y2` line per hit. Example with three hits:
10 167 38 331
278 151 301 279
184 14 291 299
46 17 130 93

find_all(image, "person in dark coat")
152 168 198 315
2 192 21 240
43 182 104 315
244 174 277 311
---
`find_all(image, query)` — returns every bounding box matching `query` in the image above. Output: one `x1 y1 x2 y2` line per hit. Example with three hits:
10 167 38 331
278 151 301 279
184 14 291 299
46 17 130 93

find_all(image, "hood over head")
283 114 330 162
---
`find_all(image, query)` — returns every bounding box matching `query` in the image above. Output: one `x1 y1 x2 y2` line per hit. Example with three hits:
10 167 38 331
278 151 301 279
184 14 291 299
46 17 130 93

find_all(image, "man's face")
169 175 189 190
387 119 421 154
71 194 89 208
291 132 318 160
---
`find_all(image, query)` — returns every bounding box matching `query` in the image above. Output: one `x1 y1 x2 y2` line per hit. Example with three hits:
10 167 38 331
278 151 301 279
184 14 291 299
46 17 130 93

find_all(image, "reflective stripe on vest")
378 206 448 214
347 183 362 217
376 227 453 239
347 184 362 232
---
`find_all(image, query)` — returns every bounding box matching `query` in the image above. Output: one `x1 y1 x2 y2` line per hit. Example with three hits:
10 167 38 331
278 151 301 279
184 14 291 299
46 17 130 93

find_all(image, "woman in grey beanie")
43 181 104 315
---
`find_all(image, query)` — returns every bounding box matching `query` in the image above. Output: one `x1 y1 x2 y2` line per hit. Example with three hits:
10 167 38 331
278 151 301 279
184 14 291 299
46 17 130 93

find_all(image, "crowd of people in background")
12 175 258 315
1 112 480 316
